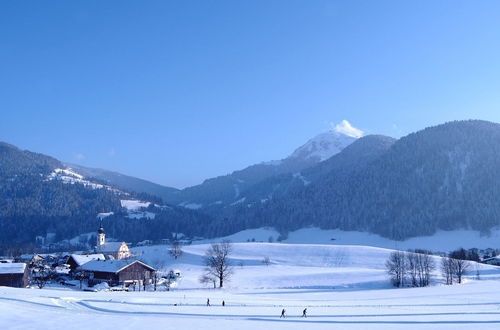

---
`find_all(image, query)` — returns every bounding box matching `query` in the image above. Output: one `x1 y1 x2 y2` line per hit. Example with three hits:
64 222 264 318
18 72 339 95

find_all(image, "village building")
78 259 155 287
0 263 29 288
66 253 105 273
94 223 130 260
15 253 44 264
483 256 500 266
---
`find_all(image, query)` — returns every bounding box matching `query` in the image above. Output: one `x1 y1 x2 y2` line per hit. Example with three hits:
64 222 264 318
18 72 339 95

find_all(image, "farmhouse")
0 263 29 288
66 254 105 272
483 256 500 266
78 259 155 287
94 223 130 260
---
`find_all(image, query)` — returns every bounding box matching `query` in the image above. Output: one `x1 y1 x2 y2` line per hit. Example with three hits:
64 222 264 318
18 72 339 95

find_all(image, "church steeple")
97 221 106 246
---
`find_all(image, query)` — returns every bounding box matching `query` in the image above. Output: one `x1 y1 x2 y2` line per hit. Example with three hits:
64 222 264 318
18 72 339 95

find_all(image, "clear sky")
1 0 500 188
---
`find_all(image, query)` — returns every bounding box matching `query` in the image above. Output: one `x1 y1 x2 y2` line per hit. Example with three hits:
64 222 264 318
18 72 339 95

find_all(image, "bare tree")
203 240 233 288
75 271 88 290
199 274 217 288
416 250 435 287
169 239 183 260
261 256 271 266
149 259 166 291
31 263 52 289
163 270 178 291
406 252 418 287
449 248 470 284
404 249 436 287
441 257 454 285
386 251 407 287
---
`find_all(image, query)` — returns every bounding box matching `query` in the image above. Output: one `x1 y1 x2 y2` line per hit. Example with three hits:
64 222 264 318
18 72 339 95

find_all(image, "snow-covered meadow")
2 242 500 329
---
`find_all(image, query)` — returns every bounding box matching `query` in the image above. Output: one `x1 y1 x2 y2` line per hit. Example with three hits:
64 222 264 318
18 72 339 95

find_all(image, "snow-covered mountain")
66 163 179 199
228 120 500 240
0 142 213 246
157 120 362 210
288 120 360 162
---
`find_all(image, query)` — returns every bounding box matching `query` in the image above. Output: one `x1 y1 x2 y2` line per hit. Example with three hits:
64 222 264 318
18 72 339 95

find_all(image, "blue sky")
1 0 500 188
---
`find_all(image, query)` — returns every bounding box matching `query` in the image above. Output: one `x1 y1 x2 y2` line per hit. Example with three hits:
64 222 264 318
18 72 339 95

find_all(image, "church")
95 223 131 260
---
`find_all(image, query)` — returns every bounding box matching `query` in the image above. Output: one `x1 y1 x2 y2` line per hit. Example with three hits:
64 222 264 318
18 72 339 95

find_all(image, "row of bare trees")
387 248 473 287
441 248 471 285
386 250 435 287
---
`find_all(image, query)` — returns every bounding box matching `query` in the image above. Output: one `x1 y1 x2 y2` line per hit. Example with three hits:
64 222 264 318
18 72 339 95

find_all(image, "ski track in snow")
3 243 500 329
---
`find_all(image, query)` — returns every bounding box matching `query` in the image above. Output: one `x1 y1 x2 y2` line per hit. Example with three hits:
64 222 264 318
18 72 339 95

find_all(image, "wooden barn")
0 263 29 288
78 259 155 287
66 254 105 273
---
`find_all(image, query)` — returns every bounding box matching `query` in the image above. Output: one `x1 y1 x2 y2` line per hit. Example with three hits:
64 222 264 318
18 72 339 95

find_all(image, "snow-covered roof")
78 259 155 273
96 242 126 252
0 263 26 274
68 254 105 266
483 256 500 263
120 200 151 211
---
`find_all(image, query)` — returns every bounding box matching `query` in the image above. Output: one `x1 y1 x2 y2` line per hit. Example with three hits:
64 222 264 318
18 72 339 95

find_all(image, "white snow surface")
2 242 500 329
293 172 311 185
69 254 105 266
120 200 155 219
195 227 500 252
126 211 156 219
120 200 151 211
263 120 362 165
289 129 357 162
97 212 114 219
182 203 203 210
47 168 124 194
0 262 26 274
333 119 364 138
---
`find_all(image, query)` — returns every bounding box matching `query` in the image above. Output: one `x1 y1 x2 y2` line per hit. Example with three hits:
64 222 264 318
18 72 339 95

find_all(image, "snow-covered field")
202 227 500 251
2 243 500 329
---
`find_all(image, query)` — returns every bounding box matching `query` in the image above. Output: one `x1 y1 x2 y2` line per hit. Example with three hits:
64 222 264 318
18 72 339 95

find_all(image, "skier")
302 308 307 318
222 300 225 307
280 308 286 318
207 298 210 306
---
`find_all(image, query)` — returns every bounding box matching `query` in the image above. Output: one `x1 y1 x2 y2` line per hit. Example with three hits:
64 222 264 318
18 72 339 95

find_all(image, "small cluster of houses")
0 223 157 290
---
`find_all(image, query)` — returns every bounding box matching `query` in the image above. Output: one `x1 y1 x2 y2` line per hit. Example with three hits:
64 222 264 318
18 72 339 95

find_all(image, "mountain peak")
288 121 362 162
333 120 364 138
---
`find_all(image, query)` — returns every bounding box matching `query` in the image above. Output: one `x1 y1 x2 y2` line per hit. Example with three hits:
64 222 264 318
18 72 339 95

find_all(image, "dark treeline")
219 121 500 240
4 120 500 246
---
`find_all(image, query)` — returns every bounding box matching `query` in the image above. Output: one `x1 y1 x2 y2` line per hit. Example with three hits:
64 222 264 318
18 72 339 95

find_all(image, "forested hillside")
223 120 500 240
0 142 212 247
4 120 500 246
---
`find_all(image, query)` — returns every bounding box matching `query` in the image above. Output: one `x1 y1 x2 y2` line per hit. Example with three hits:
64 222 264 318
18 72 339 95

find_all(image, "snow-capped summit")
288 120 362 162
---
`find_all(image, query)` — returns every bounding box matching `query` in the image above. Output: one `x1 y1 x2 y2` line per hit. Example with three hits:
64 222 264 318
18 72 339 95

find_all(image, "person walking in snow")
280 308 286 318
302 308 307 318
222 300 225 306
207 298 210 306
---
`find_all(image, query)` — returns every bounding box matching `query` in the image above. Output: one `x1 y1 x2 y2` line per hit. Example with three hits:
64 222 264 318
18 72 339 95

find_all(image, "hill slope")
161 123 359 211
0 143 212 247
225 120 500 240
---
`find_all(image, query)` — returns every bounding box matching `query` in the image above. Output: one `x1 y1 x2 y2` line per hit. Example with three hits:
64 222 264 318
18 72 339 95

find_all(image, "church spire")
97 220 106 246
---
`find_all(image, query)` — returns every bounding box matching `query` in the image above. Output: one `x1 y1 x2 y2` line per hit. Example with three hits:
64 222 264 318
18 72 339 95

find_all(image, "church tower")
97 221 106 246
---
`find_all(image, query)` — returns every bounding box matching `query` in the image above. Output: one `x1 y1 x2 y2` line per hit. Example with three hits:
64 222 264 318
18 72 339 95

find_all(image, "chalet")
78 259 155 287
483 256 500 266
15 254 43 264
0 263 29 288
94 223 130 260
66 254 105 273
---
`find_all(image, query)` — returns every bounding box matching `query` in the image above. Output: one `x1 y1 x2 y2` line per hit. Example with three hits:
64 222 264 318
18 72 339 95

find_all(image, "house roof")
68 254 105 266
0 263 26 274
96 242 126 252
484 256 500 262
78 259 155 273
